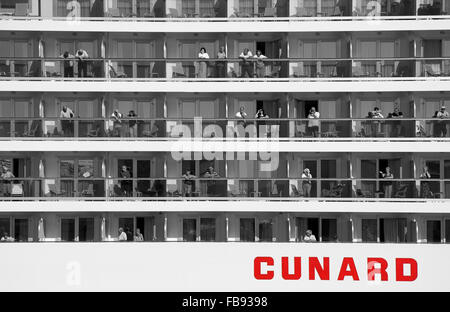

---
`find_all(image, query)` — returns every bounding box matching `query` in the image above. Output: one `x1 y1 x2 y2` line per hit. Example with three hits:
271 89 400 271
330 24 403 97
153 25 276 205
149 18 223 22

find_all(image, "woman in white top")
301 168 313 197
198 47 210 78
307 107 320 137
303 230 317 242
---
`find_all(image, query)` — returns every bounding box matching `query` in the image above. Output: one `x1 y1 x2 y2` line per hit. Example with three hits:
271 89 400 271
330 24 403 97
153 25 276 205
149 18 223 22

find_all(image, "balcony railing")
0 177 448 200
0 118 447 140
1 57 449 80
5 5 450 20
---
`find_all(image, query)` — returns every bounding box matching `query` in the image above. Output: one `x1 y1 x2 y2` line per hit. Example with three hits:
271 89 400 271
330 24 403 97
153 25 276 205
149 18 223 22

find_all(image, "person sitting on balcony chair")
60 51 75 77
75 49 89 78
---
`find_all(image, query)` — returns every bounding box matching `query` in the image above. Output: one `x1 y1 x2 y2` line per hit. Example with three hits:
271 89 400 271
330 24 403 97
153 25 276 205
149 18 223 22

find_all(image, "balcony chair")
263 7 276 17
393 184 408 198
48 184 66 197
168 8 181 18
107 8 121 17
20 120 41 137
134 187 143 197
81 184 94 197
109 64 127 78
356 188 372 198
425 64 442 77
352 63 366 77
296 7 312 17
172 62 187 78
290 184 303 197
112 184 126 197
229 185 243 197
322 183 345 197
331 6 343 16
14 3 29 16
265 64 281 78
11 183 24 197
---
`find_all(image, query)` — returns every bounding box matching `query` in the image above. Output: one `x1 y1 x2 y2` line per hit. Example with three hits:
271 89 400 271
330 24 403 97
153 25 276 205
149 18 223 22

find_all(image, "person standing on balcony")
182 169 196 197
370 107 384 137
435 106 449 137
111 109 123 137
60 106 75 137
387 107 404 137
239 48 253 78
198 47 210 78
303 230 317 242
420 166 432 198
75 48 89 78
235 106 248 128
380 167 394 198
118 227 127 241
216 46 227 78
203 166 220 196
60 51 75 78
120 165 132 196
307 107 320 137
134 228 144 242
127 110 138 137
255 108 269 137
254 50 267 78
301 168 312 197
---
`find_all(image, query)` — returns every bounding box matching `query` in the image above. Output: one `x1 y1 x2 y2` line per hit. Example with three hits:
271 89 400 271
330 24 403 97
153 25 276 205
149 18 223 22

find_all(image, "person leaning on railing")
59 52 75 78
254 50 267 78
239 48 253 78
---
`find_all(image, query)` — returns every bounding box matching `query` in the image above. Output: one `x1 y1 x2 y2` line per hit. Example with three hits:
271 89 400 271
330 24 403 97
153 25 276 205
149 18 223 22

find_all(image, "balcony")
0 177 449 200
0 117 447 140
1 57 449 81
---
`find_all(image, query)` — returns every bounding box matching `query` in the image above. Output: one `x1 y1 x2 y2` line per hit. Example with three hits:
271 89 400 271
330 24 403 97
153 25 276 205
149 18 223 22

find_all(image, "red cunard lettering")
309 257 330 280
254 257 274 280
282 257 302 280
368 258 389 281
396 258 418 282
338 257 360 281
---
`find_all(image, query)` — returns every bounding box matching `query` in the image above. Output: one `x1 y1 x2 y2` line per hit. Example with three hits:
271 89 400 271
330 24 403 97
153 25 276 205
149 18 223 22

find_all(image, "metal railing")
2 11 450 21
0 177 448 200
0 57 449 80
0 117 448 140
